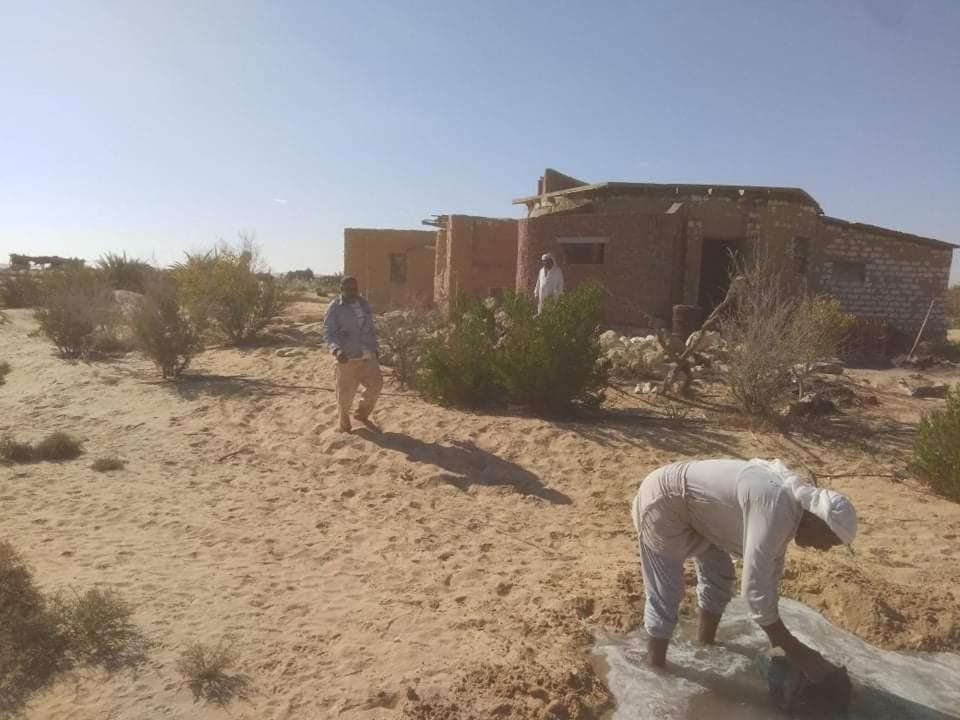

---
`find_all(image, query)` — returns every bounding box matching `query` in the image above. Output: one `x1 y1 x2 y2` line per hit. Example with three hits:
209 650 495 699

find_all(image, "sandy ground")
2 302 959 719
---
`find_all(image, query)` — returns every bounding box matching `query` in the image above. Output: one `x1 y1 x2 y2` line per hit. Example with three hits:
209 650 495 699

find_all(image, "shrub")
130 275 202 378
172 237 286 344
176 640 252 706
417 299 501 408
0 432 83 463
0 542 144 716
909 386 960 502
34 432 83 461
417 284 608 414
0 542 69 717
377 310 442 388
92 457 125 472
719 250 848 416
53 588 143 670
97 252 154 293
794 296 855 396
1 271 41 308
34 266 116 358
0 360 10 386
495 283 607 413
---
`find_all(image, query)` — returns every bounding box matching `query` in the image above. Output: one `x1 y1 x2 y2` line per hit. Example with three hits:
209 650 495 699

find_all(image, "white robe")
534 266 564 312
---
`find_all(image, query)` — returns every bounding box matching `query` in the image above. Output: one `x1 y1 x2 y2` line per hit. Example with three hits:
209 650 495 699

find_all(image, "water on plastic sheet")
593 597 960 719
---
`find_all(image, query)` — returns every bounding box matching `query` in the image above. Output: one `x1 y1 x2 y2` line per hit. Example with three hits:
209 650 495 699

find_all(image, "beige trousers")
335 358 383 430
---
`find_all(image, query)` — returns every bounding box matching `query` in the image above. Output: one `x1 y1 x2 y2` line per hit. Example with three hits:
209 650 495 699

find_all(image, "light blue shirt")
323 295 379 359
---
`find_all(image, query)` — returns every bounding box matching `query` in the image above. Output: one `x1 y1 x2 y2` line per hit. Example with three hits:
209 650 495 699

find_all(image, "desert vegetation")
718 251 853 416
129 274 202 379
947 285 960 329
0 432 83 464
417 283 607 414
176 640 252 706
0 541 145 717
171 237 286 345
91 456 126 473
910 386 960 502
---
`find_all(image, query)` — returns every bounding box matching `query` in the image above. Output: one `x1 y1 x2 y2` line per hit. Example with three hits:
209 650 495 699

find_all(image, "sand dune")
2 305 959 719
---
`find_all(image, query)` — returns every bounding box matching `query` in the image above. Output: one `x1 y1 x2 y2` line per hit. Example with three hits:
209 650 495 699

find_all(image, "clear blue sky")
1 0 958 282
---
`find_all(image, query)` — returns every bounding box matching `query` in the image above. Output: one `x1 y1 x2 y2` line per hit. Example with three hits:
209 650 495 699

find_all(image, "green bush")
97 252 155 293
909 386 960 502
417 299 501 408
1 271 41 308
495 284 607 413
377 310 442 388
131 275 202 378
417 283 607 414
172 239 286 344
34 267 116 358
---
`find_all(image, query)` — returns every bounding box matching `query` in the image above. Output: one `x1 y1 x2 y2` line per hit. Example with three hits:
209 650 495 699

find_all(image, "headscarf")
749 458 857 545
541 253 556 264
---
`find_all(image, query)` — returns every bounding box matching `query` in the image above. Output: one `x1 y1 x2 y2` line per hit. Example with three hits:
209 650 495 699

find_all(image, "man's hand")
762 619 840 683
790 644 840 684
333 349 348 364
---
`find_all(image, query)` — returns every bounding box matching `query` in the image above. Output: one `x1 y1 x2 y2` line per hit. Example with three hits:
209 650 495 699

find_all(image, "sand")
2 302 959 719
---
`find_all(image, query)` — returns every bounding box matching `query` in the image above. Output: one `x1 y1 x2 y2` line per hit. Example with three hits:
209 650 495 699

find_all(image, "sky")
1 0 958 282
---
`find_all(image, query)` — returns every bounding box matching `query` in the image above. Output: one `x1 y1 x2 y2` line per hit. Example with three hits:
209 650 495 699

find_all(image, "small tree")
130 275 202 379
1 271 41 308
793 296 855 398
34 267 116 358
719 249 848 416
172 236 286 344
909 387 960 502
496 282 607 413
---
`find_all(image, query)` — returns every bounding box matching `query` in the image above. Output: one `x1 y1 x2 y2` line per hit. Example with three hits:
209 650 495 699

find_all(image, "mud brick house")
344 168 956 341
342 228 435 310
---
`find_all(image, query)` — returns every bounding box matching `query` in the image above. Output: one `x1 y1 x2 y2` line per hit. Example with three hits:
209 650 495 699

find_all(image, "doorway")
698 238 743 312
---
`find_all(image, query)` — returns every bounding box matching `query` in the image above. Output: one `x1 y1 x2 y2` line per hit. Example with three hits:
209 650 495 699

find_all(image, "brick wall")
813 221 953 340
343 228 435 311
518 212 684 326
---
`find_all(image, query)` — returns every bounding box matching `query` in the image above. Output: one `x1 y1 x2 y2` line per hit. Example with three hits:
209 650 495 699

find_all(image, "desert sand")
2 301 959 719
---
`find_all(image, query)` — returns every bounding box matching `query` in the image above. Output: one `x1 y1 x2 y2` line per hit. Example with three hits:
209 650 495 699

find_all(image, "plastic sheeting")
594 597 960 719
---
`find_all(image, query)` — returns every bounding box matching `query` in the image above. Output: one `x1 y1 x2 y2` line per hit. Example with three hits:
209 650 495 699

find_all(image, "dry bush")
52 588 145 671
34 267 117 358
172 236 286 344
909 386 960 502
0 271 41 308
0 542 145 717
176 640 252 706
0 361 10 386
130 275 202 379
377 309 442 388
91 457 125 472
34 432 83 461
97 252 155 293
0 432 83 464
0 542 69 717
719 249 848 416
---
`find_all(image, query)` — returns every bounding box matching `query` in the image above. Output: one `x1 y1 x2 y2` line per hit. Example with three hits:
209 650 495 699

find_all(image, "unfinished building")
343 168 956 343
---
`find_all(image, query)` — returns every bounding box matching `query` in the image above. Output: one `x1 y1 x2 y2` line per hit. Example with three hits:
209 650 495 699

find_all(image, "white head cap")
749 458 857 545
541 253 555 263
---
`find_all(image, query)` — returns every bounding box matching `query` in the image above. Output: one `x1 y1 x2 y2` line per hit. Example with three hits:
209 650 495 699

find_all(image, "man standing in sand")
632 458 857 682
323 276 382 432
533 252 564 314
